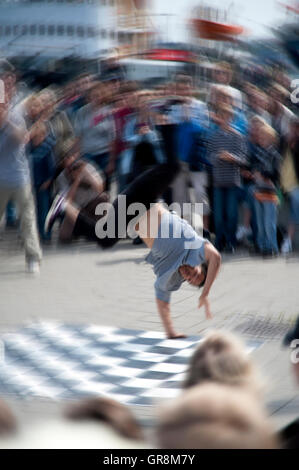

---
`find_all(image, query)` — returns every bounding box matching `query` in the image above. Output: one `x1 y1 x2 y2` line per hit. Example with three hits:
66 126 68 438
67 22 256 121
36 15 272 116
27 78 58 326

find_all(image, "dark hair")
0 59 15 76
120 81 139 94
182 331 256 390
176 73 193 86
198 263 208 289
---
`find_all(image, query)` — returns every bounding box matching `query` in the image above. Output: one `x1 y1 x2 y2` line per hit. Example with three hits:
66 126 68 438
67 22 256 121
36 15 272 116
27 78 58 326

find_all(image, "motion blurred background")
0 0 298 89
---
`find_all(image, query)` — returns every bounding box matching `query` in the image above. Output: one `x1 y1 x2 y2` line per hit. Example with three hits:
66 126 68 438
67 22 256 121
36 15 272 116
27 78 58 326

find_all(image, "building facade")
0 0 118 60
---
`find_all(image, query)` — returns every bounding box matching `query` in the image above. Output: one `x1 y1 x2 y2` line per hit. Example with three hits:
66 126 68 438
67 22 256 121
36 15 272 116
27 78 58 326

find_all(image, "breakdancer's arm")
198 243 221 317
156 298 186 339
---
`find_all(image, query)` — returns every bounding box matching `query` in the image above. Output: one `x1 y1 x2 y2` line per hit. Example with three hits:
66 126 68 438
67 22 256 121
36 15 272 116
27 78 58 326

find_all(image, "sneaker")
5 220 18 230
132 236 144 245
203 229 211 241
236 225 252 242
261 250 278 259
249 245 260 256
44 194 66 234
281 236 292 254
26 260 40 275
224 245 236 254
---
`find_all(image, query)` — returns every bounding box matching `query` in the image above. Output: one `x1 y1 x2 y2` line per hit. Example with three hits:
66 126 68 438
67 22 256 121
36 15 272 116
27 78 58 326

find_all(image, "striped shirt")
207 127 247 187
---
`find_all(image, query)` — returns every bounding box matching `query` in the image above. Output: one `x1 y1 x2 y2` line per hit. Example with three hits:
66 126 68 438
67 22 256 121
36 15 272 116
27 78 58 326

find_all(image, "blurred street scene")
0 0 299 450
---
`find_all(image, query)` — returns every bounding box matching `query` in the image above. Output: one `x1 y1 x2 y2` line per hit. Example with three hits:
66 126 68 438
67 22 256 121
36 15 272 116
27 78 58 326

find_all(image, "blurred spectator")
0 400 144 449
107 82 138 193
0 59 17 105
280 119 299 254
39 88 74 164
66 397 143 441
208 104 247 252
244 84 271 123
24 93 43 128
123 92 164 184
53 139 108 243
156 383 278 449
59 73 93 126
59 81 82 125
172 113 211 232
100 50 126 83
74 81 115 188
155 330 277 449
0 61 42 273
183 330 260 392
76 73 94 103
151 82 178 118
268 83 295 153
0 399 16 436
60 73 94 125
121 92 165 245
168 74 210 225
5 72 31 228
251 122 281 256
275 68 291 92
209 61 243 111
236 116 261 248
210 85 248 135
169 74 209 126
1 59 20 229
29 122 56 242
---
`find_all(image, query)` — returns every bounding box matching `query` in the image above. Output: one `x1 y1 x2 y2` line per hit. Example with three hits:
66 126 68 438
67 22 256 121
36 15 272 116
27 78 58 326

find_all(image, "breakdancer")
45 124 221 338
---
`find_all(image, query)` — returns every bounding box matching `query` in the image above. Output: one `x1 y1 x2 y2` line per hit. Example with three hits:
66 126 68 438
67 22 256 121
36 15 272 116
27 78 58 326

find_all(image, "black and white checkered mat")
0 322 262 406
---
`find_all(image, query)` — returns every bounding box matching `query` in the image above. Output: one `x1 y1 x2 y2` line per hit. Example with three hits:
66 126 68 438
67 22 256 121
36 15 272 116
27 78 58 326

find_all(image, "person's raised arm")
198 243 221 318
66 163 86 204
219 134 248 167
6 118 28 143
0 101 28 144
80 164 105 194
106 139 118 177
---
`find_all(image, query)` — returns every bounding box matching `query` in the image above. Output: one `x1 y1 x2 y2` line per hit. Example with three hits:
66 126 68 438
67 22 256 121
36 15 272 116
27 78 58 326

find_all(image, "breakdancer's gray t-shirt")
145 212 208 303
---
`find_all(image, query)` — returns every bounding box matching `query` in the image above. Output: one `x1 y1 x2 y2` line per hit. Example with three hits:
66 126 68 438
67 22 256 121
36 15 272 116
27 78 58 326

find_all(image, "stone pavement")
0 227 299 441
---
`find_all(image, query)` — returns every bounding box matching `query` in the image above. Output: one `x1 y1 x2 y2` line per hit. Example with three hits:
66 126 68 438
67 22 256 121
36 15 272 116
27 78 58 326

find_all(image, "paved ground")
1 225 299 445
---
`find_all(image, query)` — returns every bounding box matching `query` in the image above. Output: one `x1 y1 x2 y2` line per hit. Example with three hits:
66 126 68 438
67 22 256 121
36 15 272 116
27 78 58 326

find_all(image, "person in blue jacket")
29 122 56 242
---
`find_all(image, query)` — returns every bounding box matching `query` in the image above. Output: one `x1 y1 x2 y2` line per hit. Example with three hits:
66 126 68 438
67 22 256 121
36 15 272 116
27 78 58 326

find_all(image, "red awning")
192 18 244 40
144 48 196 62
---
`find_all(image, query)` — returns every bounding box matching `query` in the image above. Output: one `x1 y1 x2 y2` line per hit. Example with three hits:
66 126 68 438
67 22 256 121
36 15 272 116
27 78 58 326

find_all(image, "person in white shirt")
268 83 295 152
208 61 243 111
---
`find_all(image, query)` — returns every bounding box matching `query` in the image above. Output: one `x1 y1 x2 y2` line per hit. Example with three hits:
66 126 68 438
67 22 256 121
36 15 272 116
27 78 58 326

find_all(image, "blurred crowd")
0 57 299 273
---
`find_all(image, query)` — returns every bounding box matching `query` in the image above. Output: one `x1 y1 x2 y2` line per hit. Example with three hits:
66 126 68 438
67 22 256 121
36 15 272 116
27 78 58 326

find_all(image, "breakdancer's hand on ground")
156 298 187 339
168 332 188 340
198 294 213 320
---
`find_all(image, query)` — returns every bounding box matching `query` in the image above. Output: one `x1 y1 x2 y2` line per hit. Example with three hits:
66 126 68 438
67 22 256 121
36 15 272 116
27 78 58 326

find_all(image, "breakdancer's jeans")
73 125 180 248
